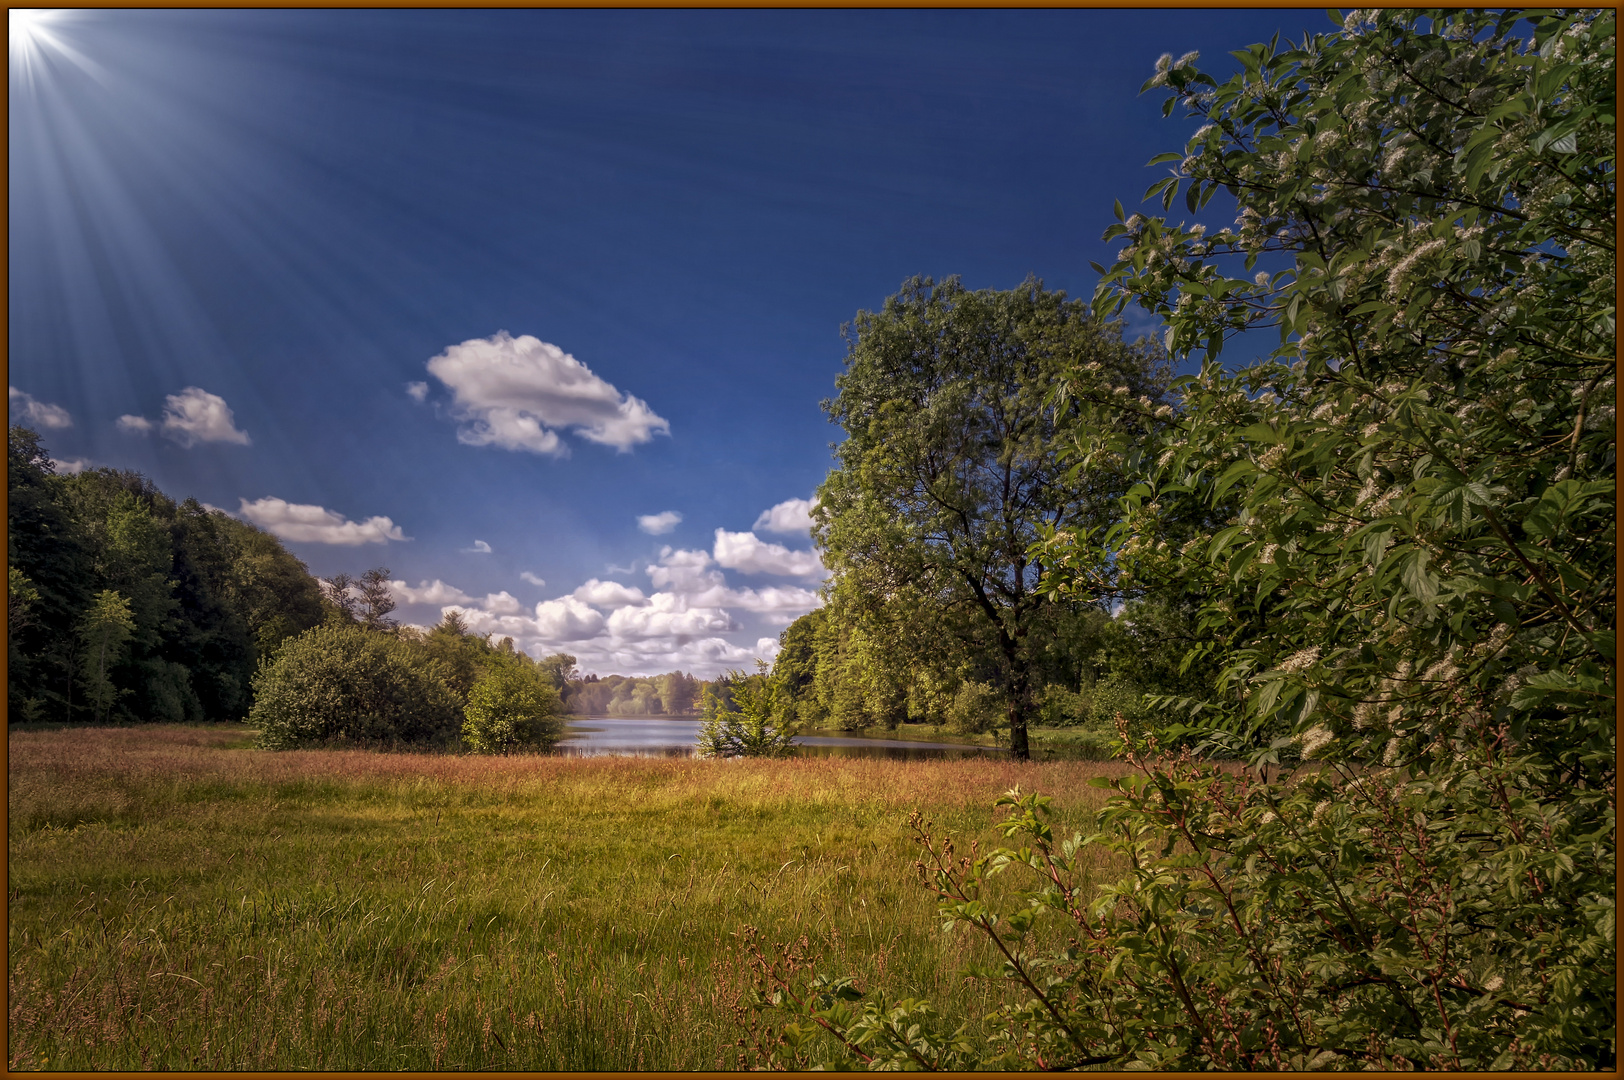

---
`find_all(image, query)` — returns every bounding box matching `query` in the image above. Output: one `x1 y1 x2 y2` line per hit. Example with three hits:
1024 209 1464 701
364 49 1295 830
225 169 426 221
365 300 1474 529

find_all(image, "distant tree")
77 589 135 723
461 653 562 754
657 670 698 716
212 512 326 660
536 652 579 691
816 277 1169 757
420 609 493 700
322 573 360 623
770 611 822 722
355 566 397 631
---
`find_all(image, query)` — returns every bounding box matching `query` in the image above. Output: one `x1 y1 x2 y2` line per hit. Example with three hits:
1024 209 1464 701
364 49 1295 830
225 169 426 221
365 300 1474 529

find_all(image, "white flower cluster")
1279 646 1322 673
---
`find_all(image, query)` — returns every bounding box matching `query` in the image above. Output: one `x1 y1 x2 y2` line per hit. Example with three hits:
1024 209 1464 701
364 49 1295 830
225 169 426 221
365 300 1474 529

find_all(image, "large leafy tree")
816 275 1168 759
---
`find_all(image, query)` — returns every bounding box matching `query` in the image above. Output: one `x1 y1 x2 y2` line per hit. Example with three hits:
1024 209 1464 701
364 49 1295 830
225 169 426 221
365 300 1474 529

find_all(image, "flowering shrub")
748 10 1613 1069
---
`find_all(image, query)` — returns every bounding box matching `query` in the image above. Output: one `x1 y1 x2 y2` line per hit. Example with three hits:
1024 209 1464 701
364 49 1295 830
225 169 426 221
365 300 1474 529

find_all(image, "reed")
9 724 1128 1070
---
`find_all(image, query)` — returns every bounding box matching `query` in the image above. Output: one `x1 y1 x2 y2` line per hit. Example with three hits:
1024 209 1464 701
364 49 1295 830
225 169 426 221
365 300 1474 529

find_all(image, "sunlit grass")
9 724 1130 1070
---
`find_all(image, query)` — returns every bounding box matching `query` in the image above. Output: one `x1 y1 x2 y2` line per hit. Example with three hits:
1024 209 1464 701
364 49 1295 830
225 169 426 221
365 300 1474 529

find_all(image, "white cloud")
389 578 476 606
637 510 682 535
413 534 820 678
647 545 725 596
425 331 669 455
462 539 493 554
572 578 649 608
482 590 523 615
520 571 547 587
405 381 429 402
606 594 737 640
712 529 825 578
723 584 822 617
753 497 816 535
9 387 72 429
238 497 408 546
49 457 89 475
159 387 250 447
117 414 153 434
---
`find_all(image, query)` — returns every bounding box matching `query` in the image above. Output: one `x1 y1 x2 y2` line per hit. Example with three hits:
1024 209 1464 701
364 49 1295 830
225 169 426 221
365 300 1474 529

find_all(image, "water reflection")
554 716 1005 761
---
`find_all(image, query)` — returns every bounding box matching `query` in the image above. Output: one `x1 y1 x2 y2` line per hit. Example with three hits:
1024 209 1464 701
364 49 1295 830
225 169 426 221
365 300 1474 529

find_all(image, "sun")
10 9 67 85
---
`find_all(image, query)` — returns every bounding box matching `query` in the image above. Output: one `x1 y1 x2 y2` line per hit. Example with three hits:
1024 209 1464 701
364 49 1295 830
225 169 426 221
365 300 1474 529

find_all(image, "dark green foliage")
248 622 462 749
7 429 324 724
8 428 95 721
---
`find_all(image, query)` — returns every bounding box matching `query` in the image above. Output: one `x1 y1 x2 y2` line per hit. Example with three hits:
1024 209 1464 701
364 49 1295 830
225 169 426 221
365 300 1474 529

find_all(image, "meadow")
8 724 1129 1070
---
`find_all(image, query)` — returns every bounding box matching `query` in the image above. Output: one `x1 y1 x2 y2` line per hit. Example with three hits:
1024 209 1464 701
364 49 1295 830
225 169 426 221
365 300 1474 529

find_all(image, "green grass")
8 724 1130 1070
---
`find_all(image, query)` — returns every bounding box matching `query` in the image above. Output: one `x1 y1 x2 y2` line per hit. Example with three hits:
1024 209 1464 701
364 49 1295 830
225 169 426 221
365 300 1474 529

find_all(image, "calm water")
555 716 1006 760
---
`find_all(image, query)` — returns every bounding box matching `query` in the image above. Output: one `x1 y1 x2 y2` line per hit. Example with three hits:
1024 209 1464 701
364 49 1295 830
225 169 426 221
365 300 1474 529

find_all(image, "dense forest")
6 433 724 745
8 427 327 726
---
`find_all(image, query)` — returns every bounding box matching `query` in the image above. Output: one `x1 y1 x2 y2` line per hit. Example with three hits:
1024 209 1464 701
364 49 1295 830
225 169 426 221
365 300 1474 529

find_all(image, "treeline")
8 427 326 725
562 670 703 717
771 598 1205 741
6 429 708 742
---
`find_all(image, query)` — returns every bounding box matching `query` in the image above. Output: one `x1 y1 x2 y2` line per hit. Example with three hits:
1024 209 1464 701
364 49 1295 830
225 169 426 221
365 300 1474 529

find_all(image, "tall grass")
9 724 1129 1070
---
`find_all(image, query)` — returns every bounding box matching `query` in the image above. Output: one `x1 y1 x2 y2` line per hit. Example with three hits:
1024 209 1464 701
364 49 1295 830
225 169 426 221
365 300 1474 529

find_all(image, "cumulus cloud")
753 497 816 535
389 578 476 606
520 571 547 587
606 594 737 640
405 381 429 403
159 387 250 447
409 532 820 677
49 458 89 475
483 590 523 615
462 539 493 554
637 510 682 535
573 578 649 608
453 595 607 643
647 545 725 596
9 387 72 429
238 497 408 546
712 529 825 578
425 331 669 455
117 414 153 434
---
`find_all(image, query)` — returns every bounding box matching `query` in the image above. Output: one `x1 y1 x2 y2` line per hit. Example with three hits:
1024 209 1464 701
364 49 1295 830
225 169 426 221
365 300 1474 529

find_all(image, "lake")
556 715 1007 760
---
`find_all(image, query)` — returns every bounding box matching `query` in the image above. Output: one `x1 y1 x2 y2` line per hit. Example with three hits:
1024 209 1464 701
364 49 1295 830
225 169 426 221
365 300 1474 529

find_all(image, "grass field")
8 724 1130 1070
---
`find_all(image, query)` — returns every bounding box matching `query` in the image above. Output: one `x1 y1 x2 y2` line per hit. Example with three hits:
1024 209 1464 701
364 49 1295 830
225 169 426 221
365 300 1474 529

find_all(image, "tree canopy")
815 275 1170 758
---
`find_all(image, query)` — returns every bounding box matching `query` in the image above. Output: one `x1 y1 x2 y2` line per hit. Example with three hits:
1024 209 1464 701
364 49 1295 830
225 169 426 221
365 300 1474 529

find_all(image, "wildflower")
1299 724 1335 758
1279 646 1321 673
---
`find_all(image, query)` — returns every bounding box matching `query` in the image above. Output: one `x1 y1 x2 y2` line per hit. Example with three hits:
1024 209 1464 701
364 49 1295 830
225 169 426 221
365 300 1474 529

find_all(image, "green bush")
944 680 1002 735
460 655 562 754
248 623 461 749
1034 683 1090 727
696 666 798 758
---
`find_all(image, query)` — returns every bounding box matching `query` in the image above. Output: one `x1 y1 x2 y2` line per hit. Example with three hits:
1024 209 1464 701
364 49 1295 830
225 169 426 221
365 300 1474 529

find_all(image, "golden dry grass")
9 724 1131 1070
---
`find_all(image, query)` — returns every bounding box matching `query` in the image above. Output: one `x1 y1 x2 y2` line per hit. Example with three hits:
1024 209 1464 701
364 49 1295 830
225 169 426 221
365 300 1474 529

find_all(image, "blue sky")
10 8 1321 676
